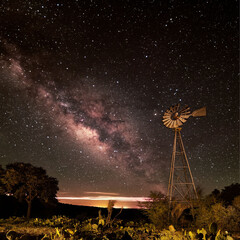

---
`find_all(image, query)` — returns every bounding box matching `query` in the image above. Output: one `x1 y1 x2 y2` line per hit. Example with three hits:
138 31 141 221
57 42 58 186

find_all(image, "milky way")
0 0 238 207
0 39 166 197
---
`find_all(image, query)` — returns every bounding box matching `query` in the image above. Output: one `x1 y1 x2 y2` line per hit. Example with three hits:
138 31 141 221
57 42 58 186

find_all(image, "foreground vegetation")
0 163 239 239
0 215 236 240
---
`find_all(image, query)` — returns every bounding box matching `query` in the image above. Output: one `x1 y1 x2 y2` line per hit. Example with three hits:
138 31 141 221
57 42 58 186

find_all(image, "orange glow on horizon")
57 195 149 209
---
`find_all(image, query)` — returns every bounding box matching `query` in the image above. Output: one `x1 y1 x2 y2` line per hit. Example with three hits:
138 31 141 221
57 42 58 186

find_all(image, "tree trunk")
27 200 31 219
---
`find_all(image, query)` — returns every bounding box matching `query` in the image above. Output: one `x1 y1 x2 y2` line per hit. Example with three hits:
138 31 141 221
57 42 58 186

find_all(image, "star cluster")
0 0 238 206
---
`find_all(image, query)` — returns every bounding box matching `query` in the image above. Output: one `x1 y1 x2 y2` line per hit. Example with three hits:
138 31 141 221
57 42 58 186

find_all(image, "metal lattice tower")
167 128 198 207
162 104 206 209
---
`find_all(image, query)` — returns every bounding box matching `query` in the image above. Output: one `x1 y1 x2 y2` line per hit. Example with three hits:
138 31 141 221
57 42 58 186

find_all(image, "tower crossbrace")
167 128 198 208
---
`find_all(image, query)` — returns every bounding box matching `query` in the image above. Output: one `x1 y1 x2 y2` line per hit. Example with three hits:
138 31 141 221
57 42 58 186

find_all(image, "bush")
195 201 240 231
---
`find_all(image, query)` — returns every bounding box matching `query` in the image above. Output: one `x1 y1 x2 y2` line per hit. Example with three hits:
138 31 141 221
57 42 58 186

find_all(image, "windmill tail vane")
191 107 206 117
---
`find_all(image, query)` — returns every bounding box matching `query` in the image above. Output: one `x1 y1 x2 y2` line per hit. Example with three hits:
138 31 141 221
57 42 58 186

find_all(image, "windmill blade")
173 121 178 128
166 109 172 114
181 110 191 114
165 122 170 128
179 105 190 113
163 119 171 125
163 117 170 123
192 107 206 117
180 114 191 119
169 121 175 128
179 117 187 123
181 107 190 112
176 119 183 126
173 104 179 112
164 111 171 115
162 119 172 125
166 120 173 128
163 118 171 123
163 114 171 119
176 103 180 110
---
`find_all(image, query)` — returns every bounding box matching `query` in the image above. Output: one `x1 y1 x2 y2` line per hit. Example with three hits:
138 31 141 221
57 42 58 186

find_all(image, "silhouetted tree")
211 189 220 197
0 165 5 194
220 183 240 205
2 162 59 218
233 195 240 210
204 188 221 205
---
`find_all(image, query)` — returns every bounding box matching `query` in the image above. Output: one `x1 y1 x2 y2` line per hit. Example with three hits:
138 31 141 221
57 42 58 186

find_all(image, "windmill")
162 104 206 209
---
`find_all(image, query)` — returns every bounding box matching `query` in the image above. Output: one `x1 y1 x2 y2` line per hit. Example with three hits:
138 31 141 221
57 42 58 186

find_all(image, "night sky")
0 0 238 208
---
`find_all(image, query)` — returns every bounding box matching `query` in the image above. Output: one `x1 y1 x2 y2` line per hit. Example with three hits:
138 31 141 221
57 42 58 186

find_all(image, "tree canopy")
1 162 59 218
0 165 5 194
140 191 169 229
220 183 240 205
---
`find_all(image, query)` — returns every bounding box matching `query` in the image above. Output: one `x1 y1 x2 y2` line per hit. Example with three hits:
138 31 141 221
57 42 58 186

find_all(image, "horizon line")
57 196 149 202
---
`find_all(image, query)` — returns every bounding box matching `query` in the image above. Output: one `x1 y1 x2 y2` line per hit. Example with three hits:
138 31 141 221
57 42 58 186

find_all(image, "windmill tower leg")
167 128 177 205
167 128 198 212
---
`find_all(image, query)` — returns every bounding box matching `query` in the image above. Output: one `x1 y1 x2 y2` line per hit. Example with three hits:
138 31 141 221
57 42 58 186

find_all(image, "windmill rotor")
162 104 206 128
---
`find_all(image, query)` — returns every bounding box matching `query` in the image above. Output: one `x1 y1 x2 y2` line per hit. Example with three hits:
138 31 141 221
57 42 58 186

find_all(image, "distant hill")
0 195 147 222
